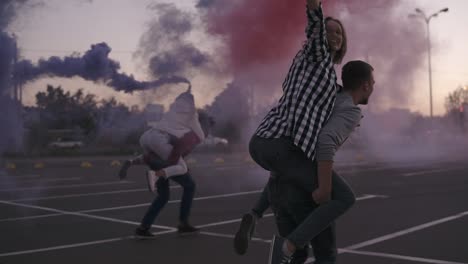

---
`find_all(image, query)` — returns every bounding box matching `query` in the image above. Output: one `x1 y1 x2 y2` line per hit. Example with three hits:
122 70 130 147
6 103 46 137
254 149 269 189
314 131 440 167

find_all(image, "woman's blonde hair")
325 16 347 65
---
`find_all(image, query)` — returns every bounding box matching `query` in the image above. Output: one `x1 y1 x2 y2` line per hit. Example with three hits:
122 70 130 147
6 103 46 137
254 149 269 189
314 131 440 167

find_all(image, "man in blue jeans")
128 90 205 239
135 152 198 239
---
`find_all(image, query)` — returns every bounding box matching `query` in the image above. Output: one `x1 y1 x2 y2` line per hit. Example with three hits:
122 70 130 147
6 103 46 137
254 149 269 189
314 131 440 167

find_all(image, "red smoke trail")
202 0 344 73
202 0 426 106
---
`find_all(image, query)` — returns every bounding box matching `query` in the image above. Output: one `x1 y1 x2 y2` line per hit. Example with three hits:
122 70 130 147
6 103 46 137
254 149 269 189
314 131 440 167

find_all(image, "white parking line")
0 213 64 223
0 181 134 192
0 199 174 231
82 190 264 213
50 194 383 231
171 190 263 203
0 229 176 258
346 210 468 250
340 249 468 264
214 165 258 171
0 194 387 257
9 186 180 202
0 177 81 186
200 231 272 243
210 163 377 172
198 195 389 244
196 195 385 229
196 213 273 229
0 192 385 223
197 232 465 264
338 164 458 176
0 189 263 222
197 232 468 264
402 168 466 177
192 163 255 169
0 237 132 257
358 194 389 200
0 174 40 179
11 188 149 202
85 189 262 212
199 206 468 264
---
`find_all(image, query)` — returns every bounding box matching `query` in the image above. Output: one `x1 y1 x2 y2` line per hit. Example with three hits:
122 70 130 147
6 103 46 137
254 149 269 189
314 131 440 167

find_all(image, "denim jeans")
249 135 355 256
268 176 337 263
251 179 271 218
139 153 196 229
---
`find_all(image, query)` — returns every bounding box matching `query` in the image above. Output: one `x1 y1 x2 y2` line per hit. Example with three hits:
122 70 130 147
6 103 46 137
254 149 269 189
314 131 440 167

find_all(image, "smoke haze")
197 0 466 163
0 0 32 157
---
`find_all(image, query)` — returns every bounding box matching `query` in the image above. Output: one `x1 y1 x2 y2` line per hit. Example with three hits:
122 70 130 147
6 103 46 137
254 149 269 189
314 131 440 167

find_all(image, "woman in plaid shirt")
234 0 348 261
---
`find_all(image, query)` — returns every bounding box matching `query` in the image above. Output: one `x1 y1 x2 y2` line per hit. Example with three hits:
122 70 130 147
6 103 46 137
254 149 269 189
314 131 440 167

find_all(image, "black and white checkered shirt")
255 3 338 160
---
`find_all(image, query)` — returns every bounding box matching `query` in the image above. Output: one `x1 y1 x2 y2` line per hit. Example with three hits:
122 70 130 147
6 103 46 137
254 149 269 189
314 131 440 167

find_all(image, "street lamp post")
409 7 449 119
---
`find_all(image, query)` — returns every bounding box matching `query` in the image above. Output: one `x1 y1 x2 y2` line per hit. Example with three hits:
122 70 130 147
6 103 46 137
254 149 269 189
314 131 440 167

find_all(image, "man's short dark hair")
341 60 374 91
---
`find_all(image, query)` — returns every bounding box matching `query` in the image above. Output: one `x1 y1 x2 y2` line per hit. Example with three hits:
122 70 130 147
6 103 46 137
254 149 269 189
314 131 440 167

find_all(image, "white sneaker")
146 170 157 193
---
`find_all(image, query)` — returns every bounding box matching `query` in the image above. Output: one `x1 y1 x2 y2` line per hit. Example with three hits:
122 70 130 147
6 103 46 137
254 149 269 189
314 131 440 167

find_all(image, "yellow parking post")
81 161 93 168
34 162 45 169
6 163 16 170
356 154 364 162
110 160 121 167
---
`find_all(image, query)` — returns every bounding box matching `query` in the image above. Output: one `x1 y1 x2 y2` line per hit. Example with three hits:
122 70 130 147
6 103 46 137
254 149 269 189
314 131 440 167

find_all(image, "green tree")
35 85 98 134
445 85 468 114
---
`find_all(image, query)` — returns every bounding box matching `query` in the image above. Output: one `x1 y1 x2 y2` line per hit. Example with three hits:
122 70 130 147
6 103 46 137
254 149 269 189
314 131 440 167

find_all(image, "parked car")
48 137 84 149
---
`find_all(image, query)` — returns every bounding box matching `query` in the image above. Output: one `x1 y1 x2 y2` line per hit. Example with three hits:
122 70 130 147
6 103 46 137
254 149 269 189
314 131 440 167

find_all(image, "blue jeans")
251 179 270 218
249 135 356 262
139 153 196 229
268 176 337 264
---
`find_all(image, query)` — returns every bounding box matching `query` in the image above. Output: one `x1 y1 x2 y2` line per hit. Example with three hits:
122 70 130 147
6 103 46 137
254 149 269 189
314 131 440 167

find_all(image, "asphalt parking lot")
0 153 467 263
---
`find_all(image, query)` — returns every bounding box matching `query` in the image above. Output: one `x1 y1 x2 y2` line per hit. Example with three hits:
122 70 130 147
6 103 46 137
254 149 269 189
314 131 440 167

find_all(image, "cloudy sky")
9 0 468 115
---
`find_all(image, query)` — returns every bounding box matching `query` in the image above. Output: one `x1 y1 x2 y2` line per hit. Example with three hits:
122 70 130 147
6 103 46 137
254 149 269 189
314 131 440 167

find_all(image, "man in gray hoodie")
240 60 374 264
270 60 374 264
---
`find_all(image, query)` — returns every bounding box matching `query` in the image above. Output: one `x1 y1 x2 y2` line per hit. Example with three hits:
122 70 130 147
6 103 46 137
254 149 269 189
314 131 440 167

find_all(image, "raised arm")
306 0 320 11
303 0 328 62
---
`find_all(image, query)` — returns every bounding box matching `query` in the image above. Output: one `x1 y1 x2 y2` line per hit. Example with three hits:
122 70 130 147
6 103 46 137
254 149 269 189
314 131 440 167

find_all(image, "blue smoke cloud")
14 42 190 93
136 3 212 79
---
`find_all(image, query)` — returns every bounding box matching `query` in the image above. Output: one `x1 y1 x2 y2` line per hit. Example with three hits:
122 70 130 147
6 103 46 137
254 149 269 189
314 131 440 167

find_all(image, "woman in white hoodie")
129 90 205 239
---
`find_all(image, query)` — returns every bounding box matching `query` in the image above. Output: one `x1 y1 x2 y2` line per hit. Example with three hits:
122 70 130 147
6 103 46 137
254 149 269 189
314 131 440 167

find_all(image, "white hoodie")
156 91 205 141
139 90 205 177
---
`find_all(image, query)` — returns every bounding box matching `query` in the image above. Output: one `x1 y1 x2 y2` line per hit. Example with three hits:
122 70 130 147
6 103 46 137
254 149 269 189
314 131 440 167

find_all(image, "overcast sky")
10 0 468 116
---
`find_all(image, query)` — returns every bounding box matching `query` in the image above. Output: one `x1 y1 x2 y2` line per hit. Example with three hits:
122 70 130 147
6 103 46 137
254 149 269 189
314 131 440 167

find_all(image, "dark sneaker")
234 213 256 255
134 227 156 240
118 160 131 180
269 235 291 264
289 248 308 264
177 224 200 236
146 170 157 193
